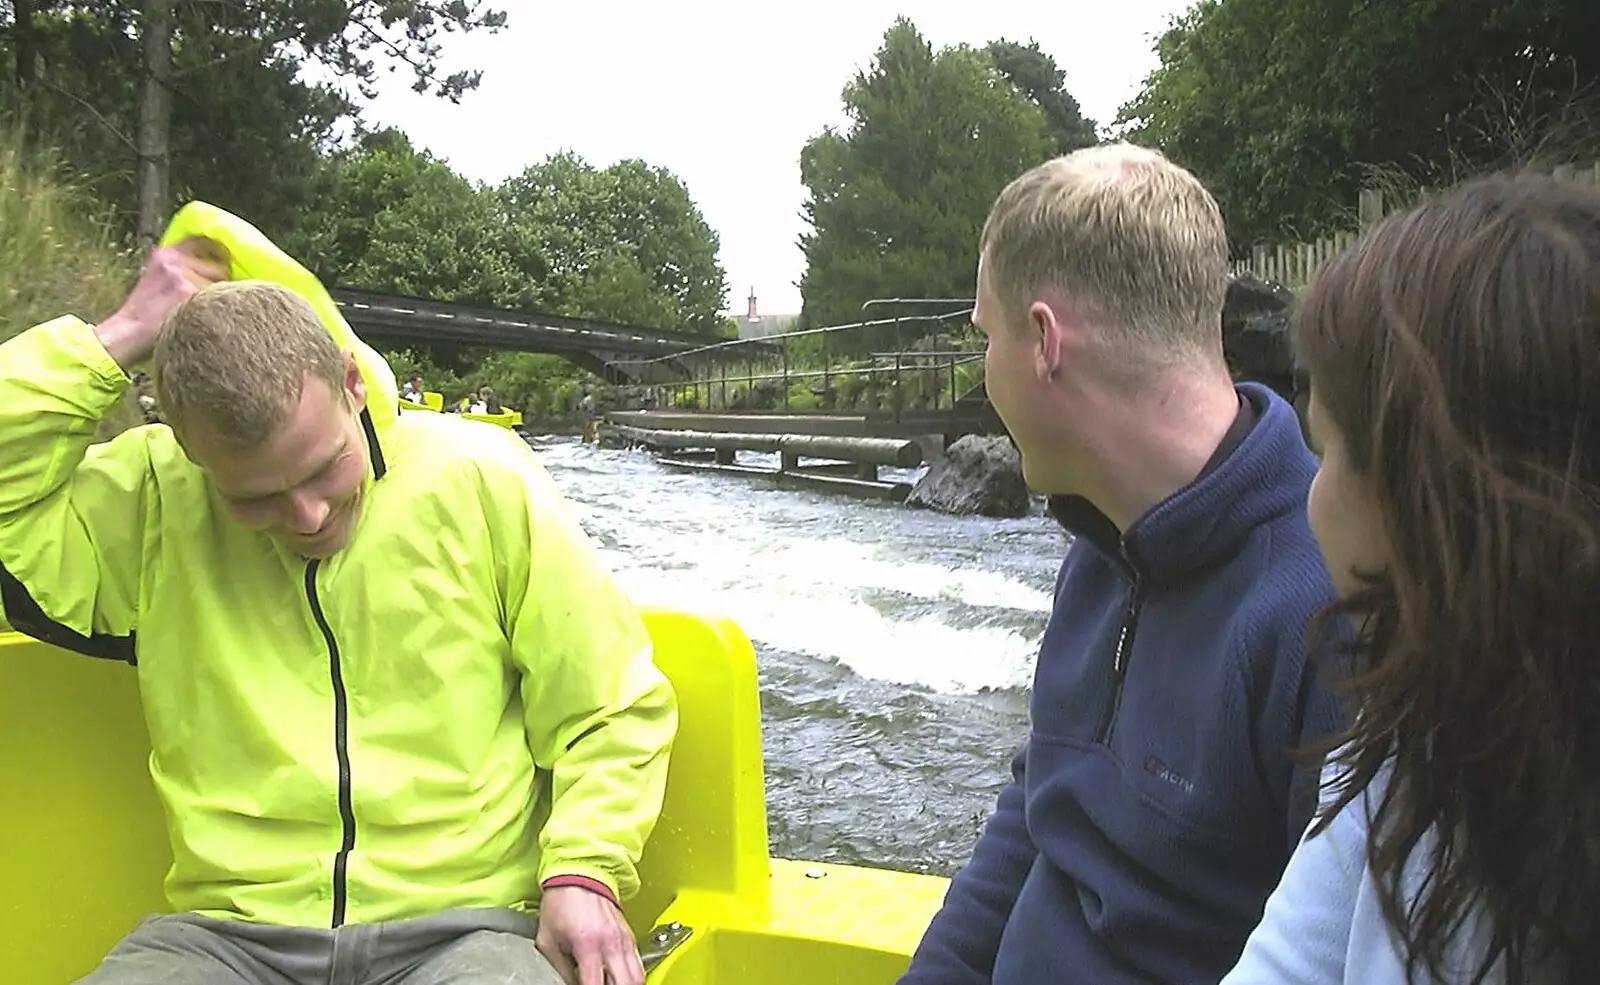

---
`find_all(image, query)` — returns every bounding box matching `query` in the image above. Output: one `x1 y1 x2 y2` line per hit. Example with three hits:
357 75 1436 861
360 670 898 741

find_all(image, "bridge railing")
607 299 985 419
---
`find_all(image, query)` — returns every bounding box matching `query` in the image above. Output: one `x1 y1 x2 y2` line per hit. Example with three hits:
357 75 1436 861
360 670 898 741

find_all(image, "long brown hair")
1297 174 1600 983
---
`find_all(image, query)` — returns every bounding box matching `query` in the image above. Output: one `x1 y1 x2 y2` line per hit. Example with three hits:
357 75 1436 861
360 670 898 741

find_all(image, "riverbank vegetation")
3 3 1592 419
802 4 1598 311
1118 0 1599 252
785 3 1596 408
0 133 150 437
0 133 130 343
0 0 731 417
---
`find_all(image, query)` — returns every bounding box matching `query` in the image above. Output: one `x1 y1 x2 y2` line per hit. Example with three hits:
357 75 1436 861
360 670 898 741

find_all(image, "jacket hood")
158 201 400 433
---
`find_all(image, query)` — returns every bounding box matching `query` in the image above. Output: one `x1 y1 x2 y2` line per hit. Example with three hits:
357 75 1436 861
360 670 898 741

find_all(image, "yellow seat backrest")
0 631 168 983
627 611 772 933
0 608 771 983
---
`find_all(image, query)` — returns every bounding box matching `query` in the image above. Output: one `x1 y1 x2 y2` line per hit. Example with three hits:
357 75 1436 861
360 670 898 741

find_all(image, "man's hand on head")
536 884 644 985
96 238 229 372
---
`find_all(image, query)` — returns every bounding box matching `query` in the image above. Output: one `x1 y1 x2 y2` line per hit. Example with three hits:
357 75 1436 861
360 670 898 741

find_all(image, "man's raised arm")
0 243 224 650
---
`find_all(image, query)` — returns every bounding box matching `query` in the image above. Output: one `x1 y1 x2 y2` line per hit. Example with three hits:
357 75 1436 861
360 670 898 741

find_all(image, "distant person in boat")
482 386 503 415
401 373 424 403
898 143 1344 985
0 255 675 985
1218 175 1598 984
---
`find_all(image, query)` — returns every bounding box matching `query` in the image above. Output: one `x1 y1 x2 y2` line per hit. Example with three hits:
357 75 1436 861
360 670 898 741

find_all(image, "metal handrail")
867 350 984 360
606 297 984 422
861 297 978 309
606 306 974 369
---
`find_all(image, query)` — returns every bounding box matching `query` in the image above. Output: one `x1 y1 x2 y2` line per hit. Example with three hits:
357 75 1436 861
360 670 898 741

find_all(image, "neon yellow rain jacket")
0 203 677 928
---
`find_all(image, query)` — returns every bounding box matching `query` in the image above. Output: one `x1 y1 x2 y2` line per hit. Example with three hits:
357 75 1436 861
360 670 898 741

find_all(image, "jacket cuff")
541 874 620 909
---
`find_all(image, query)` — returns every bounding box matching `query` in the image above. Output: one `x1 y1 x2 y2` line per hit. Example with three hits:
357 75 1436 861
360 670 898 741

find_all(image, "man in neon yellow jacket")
0 214 676 985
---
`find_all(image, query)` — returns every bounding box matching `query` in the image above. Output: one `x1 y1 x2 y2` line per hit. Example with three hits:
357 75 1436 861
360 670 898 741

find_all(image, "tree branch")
38 76 138 152
168 27 305 79
354 17 433 82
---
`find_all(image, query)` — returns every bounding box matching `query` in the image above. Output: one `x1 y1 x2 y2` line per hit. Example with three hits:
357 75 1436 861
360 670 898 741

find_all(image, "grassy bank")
0 128 142 436
0 131 133 341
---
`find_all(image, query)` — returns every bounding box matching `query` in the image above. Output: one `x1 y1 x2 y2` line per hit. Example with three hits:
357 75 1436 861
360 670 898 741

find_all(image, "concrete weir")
599 422 927 501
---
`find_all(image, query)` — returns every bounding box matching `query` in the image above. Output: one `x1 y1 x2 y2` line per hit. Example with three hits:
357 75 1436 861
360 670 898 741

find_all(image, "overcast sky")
362 1 1196 317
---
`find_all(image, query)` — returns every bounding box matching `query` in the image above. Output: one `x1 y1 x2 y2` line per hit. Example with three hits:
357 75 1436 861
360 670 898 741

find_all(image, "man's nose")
285 491 331 535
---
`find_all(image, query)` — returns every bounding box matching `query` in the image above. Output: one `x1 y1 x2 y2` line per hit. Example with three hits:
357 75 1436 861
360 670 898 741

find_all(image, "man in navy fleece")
899 144 1344 985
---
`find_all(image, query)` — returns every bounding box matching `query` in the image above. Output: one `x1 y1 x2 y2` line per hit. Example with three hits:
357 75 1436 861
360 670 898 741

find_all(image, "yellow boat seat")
0 609 949 984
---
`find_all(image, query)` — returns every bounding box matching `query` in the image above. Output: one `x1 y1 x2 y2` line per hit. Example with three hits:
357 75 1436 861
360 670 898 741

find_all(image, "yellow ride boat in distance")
399 389 526 431
0 610 952 984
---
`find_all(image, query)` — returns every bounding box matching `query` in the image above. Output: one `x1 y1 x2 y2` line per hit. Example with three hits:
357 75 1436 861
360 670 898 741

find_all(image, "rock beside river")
906 435 1031 518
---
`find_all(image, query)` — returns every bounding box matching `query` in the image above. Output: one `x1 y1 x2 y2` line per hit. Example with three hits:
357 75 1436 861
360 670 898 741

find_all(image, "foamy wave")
541 439 1050 695
601 535 1043 695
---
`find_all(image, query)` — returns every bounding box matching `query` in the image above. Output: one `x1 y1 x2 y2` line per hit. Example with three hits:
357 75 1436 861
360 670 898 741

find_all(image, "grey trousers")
75 907 565 985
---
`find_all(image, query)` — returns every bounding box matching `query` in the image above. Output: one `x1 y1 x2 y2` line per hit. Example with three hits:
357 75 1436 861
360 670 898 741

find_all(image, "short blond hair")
153 280 345 446
981 143 1228 366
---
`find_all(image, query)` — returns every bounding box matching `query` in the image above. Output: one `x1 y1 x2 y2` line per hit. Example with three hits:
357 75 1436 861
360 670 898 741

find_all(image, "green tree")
797 18 1055 340
0 0 505 243
299 135 729 338
297 133 730 410
497 153 730 335
292 128 531 309
1 7 347 243
1118 0 1600 251
160 46 349 246
987 38 1098 154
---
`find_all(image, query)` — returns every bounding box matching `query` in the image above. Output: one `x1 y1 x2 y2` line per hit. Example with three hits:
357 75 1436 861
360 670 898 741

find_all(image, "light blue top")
1220 763 1556 985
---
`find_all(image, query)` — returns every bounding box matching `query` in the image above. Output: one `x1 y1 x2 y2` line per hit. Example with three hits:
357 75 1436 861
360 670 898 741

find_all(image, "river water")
529 434 1068 876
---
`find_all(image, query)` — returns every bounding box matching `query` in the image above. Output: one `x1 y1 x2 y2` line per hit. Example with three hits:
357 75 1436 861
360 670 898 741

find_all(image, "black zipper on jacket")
1094 549 1146 745
305 559 356 928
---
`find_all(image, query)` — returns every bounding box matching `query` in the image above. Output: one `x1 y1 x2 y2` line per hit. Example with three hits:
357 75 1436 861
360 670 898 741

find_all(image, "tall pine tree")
797 18 1057 339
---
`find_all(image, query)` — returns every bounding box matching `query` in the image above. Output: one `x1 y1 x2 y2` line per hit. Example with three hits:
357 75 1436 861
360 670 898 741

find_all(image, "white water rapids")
533 436 1063 872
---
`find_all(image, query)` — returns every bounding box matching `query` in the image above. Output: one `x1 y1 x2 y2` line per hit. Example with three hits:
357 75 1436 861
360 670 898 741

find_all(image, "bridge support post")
780 451 800 472
715 447 736 465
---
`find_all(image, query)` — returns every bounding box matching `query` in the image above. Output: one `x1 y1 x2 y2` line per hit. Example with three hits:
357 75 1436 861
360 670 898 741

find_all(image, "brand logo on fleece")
1143 754 1195 794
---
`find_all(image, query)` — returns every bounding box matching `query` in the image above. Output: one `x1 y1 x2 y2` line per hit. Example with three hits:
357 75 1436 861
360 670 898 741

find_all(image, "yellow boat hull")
399 391 525 430
402 390 446 412
0 610 948 983
460 409 524 429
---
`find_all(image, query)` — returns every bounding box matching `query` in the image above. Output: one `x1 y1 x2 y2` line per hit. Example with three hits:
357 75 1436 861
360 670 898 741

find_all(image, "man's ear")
1027 299 1066 383
341 350 367 413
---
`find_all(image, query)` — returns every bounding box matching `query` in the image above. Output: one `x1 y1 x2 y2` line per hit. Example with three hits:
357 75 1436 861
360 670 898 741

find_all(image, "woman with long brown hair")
1220 173 1599 984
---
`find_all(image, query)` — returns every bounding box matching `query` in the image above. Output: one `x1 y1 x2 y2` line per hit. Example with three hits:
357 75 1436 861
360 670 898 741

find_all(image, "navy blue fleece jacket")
900 382 1345 985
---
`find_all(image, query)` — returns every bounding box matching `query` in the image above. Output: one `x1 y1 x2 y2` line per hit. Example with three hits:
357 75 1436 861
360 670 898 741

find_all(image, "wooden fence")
1231 160 1600 291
